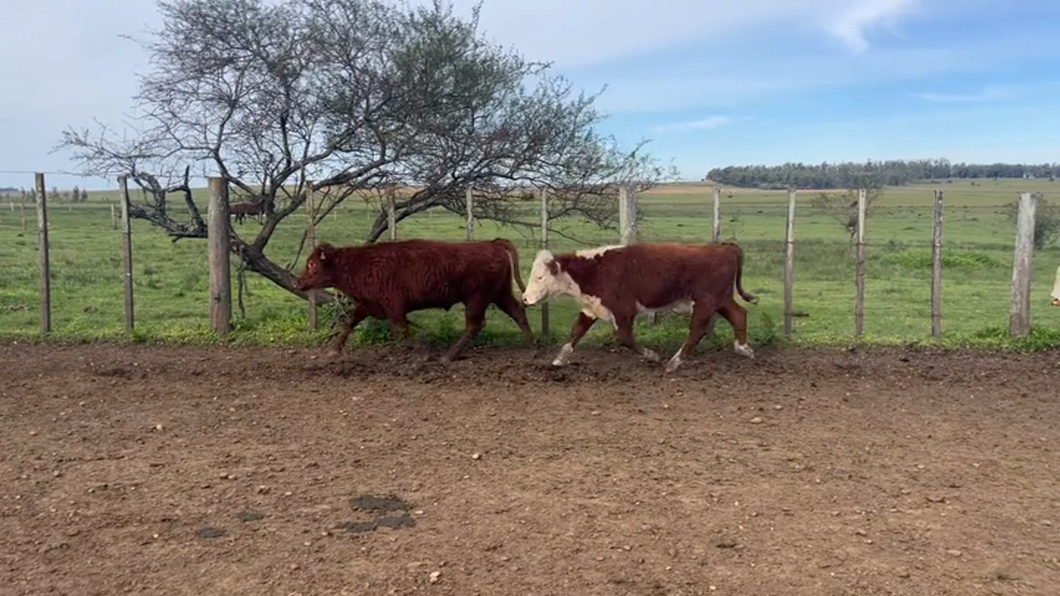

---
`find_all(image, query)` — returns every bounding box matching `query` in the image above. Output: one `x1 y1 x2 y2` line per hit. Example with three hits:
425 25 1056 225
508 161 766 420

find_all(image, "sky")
1 0 1058 190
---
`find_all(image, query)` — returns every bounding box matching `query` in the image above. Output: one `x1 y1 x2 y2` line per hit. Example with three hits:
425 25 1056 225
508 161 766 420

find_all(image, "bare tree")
810 177 885 243
57 0 672 299
1003 197 1060 251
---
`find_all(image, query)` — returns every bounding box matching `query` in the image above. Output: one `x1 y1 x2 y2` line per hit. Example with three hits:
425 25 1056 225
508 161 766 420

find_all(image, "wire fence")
1 172 1058 344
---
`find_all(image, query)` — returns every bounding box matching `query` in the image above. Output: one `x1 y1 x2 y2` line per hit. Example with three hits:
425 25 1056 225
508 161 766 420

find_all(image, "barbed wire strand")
0 169 109 177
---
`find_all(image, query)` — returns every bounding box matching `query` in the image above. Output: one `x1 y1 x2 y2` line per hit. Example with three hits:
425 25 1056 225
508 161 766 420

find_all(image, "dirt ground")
2 341 1059 596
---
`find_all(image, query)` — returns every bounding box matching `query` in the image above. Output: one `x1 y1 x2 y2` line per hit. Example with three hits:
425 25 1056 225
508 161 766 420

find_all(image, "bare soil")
2 342 1059 596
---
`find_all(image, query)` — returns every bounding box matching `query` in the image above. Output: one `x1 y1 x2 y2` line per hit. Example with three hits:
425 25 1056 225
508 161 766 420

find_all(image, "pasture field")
1 178 1059 352
3 342 1060 595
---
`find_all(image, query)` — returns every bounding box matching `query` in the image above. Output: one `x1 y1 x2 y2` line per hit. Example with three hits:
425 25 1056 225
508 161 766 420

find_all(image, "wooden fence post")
618 185 637 245
20 202 26 232
699 185 725 335
539 187 550 339
854 188 867 338
1051 265 1060 306
712 186 721 242
305 181 317 330
783 188 797 337
387 193 397 241
207 177 232 335
34 173 51 334
619 185 650 322
465 187 475 240
1008 192 1038 337
119 176 135 333
931 190 944 338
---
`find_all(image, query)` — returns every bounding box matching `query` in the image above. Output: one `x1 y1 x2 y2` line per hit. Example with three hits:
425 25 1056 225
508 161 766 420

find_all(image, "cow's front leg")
552 311 597 366
388 316 413 340
330 304 371 356
613 313 659 363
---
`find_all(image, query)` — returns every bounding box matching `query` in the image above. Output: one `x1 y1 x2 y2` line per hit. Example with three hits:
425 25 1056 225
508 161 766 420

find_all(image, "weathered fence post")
1008 192 1038 337
387 193 397 241
931 190 944 338
539 187 550 339
854 188 867 338
119 176 135 333
618 185 637 245
20 202 26 232
305 181 317 330
34 173 51 334
1051 265 1060 306
699 186 724 336
465 187 475 240
783 188 797 337
619 185 651 322
712 186 721 242
207 177 232 335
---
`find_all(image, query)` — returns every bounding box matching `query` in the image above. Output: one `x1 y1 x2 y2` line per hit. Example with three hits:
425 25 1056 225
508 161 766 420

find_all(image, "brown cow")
521 241 757 372
230 201 264 224
294 238 535 362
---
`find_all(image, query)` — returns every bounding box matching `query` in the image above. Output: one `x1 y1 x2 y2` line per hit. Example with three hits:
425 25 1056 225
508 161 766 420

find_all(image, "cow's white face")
1052 265 1060 306
522 250 580 305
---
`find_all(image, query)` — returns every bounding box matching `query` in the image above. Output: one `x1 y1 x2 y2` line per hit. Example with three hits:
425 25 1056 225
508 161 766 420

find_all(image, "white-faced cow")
522 241 757 372
1052 265 1060 306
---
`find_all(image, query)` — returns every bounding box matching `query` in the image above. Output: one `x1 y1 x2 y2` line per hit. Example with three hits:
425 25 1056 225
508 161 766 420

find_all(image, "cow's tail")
493 238 526 293
732 244 757 304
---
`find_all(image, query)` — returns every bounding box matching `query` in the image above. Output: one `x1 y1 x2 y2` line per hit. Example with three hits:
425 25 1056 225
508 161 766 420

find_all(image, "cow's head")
1052 265 1060 306
294 243 339 291
522 250 578 305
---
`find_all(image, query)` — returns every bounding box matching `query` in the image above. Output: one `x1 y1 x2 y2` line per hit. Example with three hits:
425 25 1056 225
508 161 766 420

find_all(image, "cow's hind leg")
441 299 488 364
716 300 754 358
665 301 717 373
613 312 660 364
330 304 371 356
495 292 535 347
552 311 597 366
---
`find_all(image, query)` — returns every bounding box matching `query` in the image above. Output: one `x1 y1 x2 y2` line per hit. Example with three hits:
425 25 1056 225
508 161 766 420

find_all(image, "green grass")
1 178 1058 352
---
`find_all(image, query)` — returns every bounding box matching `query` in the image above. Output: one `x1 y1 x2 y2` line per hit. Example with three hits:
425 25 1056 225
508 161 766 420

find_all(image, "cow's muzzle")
1052 297 1060 306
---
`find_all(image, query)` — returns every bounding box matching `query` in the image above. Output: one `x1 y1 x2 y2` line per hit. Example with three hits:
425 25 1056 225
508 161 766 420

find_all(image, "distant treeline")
706 160 1058 190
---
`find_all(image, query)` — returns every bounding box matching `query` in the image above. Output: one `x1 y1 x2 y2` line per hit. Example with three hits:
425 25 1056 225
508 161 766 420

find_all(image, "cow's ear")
546 258 559 275
317 243 335 262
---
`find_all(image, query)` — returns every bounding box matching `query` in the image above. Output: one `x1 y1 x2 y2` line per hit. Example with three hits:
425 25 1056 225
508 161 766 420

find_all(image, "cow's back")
338 240 513 308
590 243 741 308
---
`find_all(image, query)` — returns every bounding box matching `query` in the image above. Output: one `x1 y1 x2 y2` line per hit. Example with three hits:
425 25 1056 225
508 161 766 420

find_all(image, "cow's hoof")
664 358 682 373
641 349 661 363
733 342 755 359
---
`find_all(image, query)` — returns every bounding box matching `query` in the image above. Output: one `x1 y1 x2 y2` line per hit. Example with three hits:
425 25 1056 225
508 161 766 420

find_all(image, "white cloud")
652 116 731 133
578 37 1059 114
425 0 925 68
913 86 1014 103
827 0 921 53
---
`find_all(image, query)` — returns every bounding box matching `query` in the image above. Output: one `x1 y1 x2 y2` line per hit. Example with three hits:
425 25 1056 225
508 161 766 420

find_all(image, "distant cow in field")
1052 265 1060 306
294 238 535 362
230 201 264 224
521 241 758 372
